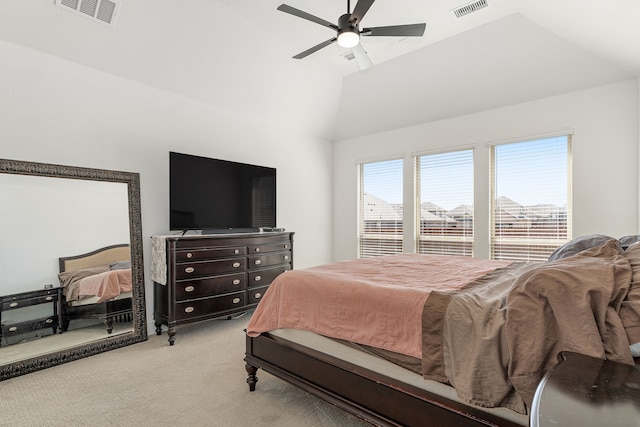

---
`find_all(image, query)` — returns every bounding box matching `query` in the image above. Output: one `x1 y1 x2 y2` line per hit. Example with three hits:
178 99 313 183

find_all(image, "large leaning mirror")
0 158 146 380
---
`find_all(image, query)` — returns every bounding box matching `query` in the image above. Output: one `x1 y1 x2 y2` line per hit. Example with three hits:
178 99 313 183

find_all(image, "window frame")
414 147 475 257
357 157 405 258
489 134 572 261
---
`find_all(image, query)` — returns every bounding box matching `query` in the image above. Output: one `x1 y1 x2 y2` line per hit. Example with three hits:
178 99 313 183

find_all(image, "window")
416 149 474 256
358 159 403 258
490 135 571 261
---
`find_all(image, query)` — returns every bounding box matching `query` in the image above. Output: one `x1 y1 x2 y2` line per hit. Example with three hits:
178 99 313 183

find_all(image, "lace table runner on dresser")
150 236 168 285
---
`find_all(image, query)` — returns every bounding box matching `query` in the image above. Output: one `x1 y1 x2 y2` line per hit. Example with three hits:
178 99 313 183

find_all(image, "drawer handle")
254 259 262 265
232 279 241 285
232 262 241 268
184 286 195 292
254 275 262 282
284 244 289 249
185 267 195 274
186 252 193 258
284 255 289 260
234 249 240 254
9 302 18 308
9 326 17 332
254 293 262 299
255 247 260 252
232 298 241 304
185 306 195 313
45 296 53 301
46 318 53 324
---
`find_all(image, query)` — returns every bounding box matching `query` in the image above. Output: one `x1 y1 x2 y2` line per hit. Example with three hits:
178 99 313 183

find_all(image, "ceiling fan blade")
292 38 337 59
351 43 373 70
350 0 375 26
277 4 338 30
362 23 426 37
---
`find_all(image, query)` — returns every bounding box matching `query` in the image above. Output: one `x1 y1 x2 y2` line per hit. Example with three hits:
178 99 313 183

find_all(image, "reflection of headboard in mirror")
0 158 147 381
60 244 131 272
58 244 133 335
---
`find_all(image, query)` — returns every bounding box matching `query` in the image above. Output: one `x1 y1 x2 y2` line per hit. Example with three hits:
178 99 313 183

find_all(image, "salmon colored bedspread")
246 254 509 358
78 269 132 303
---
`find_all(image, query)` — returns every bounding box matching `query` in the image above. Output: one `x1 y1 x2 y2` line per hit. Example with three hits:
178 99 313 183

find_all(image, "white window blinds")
490 135 571 261
416 149 474 256
358 159 404 258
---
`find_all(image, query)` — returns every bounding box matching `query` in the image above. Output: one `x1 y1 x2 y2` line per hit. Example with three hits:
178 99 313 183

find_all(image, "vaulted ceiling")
1 1 638 141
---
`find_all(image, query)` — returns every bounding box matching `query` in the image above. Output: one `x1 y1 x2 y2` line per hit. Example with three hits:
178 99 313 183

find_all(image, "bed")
244 235 640 426
58 244 133 334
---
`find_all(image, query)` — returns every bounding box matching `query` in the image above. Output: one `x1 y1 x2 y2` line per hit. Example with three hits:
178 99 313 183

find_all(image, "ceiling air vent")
452 0 488 18
55 0 120 26
342 51 356 61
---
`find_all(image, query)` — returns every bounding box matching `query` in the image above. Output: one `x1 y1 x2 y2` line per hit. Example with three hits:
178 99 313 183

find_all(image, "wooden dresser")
152 232 293 345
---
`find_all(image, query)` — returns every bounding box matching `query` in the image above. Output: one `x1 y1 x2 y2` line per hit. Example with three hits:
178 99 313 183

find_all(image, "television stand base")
201 228 261 235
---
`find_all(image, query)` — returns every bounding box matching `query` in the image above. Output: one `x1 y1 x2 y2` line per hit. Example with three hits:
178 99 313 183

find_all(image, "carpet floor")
0 316 370 427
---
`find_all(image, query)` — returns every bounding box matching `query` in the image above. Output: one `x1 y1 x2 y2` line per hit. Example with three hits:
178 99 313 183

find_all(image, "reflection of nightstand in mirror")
0 287 63 346
532 351 640 427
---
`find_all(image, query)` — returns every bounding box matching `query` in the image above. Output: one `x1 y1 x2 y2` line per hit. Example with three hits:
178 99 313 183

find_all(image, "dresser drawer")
174 292 246 321
248 251 291 269
175 273 246 300
247 285 269 305
248 241 292 255
175 258 246 280
2 293 59 311
175 246 246 262
248 265 291 287
1 316 58 335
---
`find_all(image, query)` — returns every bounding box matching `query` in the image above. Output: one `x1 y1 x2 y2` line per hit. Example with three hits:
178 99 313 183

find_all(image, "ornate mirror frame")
0 158 147 380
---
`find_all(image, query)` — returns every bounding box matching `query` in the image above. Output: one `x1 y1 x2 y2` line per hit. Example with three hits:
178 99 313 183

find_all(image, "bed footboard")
245 332 525 427
62 297 132 333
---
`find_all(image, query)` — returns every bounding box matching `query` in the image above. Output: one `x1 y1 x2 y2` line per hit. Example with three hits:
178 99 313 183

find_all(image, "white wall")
0 40 334 331
0 175 129 294
333 79 640 261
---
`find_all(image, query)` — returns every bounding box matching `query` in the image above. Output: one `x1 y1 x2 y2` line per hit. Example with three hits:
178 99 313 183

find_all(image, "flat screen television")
170 152 276 232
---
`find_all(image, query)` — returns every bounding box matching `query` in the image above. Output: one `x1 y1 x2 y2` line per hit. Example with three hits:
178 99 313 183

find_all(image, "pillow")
109 260 131 270
57 265 110 288
547 234 621 262
620 235 640 250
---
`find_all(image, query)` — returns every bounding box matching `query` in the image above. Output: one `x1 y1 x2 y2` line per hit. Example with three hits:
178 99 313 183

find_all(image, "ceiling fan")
277 0 426 70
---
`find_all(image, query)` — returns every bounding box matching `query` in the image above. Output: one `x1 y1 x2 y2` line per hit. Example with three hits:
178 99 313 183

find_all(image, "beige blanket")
423 240 635 413
246 253 509 358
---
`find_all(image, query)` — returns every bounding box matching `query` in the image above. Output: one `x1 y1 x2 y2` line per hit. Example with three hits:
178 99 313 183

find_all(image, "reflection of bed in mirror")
58 244 133 334
0 157 146 382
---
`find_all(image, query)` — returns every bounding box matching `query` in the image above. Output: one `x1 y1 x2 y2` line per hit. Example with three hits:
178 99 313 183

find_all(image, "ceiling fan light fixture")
337 29 360 48
337 13 360 48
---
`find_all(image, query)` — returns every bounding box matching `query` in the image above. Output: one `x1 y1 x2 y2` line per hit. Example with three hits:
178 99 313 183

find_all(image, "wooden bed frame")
245 331 526 427
59 244 133 334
